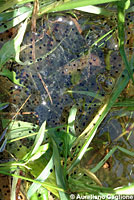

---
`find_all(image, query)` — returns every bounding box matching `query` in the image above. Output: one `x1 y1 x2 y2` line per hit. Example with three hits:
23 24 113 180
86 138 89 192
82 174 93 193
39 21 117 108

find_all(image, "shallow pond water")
0 10 134 191
6 14 122 127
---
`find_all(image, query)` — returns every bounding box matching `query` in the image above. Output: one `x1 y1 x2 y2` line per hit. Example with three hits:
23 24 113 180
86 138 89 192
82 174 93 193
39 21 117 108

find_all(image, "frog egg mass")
1 12 132 134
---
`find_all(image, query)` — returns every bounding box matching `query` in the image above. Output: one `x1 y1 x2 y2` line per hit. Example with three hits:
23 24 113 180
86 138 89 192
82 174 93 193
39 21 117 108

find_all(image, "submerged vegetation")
0 0 134 199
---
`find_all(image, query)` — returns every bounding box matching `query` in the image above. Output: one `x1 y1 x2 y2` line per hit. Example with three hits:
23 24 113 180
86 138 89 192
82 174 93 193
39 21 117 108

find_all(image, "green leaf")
0 18 28 69
0 6 32 33
30 193 38 200
0 69 24 87
6 120 38 142
28 154 59 198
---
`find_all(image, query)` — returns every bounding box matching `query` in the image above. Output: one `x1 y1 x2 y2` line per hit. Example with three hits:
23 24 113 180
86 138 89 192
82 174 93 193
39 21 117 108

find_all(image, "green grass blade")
27 156 53 198
31 121 46 156
91 146 118 173
76 5 113 16
68 67 130 173
91 29 115 48
114 99 134 107
0 102 9 110
47 0 121 13
0 127 8 142
117 0 134 83
67 90 103 101
6 121 66 143
119 48 134 84
117 146 134 157
35 187 48 200
0 170 64 192
64 106 77 171
67 105 77 135
27 144 49 162
117 0 130 47
51 136 69 200
0 138 7 152
11 169 20 200
87 145 134 174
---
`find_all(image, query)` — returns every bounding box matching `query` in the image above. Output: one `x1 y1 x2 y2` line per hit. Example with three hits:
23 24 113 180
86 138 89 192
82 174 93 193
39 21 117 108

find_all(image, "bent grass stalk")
68 66 131 173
